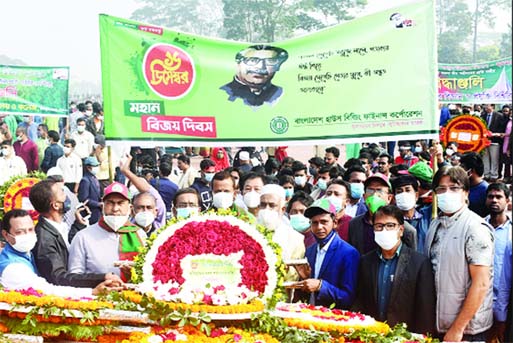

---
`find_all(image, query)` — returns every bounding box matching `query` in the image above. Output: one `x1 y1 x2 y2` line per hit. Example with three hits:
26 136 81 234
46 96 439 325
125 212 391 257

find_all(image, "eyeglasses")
365 188 388 196
434 186 463 194
373 222 399 231
241 57 281 66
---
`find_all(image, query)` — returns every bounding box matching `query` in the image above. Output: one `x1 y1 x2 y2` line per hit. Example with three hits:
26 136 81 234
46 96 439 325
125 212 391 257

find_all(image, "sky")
1 0 509 88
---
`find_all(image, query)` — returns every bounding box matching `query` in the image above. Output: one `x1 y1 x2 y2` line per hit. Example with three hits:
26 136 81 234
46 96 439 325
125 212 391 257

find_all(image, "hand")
75 201 91 225
299 278 322 293
120 154 132 174
120 265 132 279
443 326 464 342
92 279 124 295
104 272 124 286
293 263 311 280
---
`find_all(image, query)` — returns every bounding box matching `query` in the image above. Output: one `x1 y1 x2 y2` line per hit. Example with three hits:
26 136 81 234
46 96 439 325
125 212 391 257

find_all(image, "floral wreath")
439 114 491 153
133 211 284 308
2 176 42 222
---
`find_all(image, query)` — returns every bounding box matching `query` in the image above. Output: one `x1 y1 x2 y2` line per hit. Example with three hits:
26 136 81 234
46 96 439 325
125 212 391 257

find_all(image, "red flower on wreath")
151 220 269 293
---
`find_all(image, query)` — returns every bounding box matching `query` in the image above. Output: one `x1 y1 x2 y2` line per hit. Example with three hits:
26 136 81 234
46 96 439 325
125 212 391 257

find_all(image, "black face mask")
55 198 72 214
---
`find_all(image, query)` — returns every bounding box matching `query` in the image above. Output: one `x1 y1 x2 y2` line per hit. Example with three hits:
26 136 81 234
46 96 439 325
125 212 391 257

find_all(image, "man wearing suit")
297 198 360 309
29 179 119 287
354 205 436 335
348 173 417 255
481 104 505 180
78 156 102 224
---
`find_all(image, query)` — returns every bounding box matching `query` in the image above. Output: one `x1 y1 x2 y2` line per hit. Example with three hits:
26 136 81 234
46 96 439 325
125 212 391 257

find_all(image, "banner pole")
108 146 113 183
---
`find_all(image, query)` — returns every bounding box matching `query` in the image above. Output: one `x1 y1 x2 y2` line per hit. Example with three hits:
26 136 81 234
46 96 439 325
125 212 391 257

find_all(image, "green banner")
438 58 512 104
0 65 69 116
100 0 437 145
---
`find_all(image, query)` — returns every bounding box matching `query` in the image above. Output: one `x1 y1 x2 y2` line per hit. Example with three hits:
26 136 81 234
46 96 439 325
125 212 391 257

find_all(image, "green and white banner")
438 58 512 104
100 0 437 145
0 65 69 116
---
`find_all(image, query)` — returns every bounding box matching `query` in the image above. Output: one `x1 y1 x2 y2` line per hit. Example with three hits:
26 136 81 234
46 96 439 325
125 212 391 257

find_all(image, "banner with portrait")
0 65 70 116
438 58 512 104
99 0 437 146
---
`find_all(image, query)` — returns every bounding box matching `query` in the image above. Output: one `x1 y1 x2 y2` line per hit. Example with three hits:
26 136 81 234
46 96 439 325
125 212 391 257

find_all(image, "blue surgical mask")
350 183 364 199
284 188 294 198
204 172 215 182
176 207 198 219
317 179 328 191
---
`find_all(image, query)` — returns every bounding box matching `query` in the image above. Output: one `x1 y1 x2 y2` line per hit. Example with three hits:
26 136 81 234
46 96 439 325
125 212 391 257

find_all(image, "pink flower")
233 334 242 342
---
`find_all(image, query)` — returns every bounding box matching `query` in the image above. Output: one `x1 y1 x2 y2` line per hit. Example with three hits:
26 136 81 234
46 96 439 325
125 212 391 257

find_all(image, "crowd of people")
0 101 512 342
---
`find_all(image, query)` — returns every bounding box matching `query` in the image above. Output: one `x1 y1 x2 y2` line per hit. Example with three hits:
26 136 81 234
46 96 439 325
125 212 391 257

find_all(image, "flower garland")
133 211 285 309
0 288 113 311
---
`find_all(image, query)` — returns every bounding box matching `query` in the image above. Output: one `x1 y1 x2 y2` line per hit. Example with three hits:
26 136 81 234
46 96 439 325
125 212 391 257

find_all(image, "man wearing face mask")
324 179 353 242
257 184 305 281
459 152 489 217
41 130 64 173
46 168 81 233
0 139 27 186
211 170 250 216
354 205 435 334
85 102 104 137
0 209 123 297
292 162 312 194
342 166 368 218
286 191 315 249
394 141 419 168
425 166 494 342
69 182 146 281
310 166 332 200
71 118 95 160
391 175 431 253
172 188 202 219
78 156 102 224
240 172 265 216
29 180 119 287
149 162 179 214
296 198 359 309
13 125 39 172
191 159 216 211
348 173 417 255
56 139 83 194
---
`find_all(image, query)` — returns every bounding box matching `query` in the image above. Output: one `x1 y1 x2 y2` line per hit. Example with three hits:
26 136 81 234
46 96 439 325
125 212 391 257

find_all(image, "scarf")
99 218 144 281
315 229 336 249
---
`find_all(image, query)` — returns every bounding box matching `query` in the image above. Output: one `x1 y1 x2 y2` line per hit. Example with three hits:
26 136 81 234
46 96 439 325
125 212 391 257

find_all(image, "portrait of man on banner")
220 45 289 107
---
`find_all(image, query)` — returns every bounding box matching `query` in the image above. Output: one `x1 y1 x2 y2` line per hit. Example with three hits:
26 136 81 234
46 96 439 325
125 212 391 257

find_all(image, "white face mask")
394 192 417 211
1 148 10 157
11 233 38 253
103 214 130 232
91 166 100 175
374 229 400 251
414 146 422 153
85 110 93 116
243 191 261 209
437 192 463 214
212 192 234 209
77 126 86 133
134 211 155 228
325 196 343 212
294 176 306 187
63 147 72 155
257 209 281 231
445 148 454 156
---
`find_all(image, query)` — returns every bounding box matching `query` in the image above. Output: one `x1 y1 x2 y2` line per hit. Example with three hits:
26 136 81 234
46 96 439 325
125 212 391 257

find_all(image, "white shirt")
1 263 92 298
57 152 83 184
0 155 27 185
68 222 146 276
45 218 70 249
345 202 358 218
70 131 95 159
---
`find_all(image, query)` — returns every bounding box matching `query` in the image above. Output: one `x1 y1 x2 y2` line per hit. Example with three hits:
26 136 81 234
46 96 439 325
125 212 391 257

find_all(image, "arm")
494 242 512 322
31 144 39 171
444 265 491 342
119 154 150 192
41 147 51 172
75 157 83 192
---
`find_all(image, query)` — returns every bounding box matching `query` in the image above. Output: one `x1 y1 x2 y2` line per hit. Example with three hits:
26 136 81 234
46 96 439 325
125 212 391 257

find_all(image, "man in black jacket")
29 179 121 287
354 205 436 335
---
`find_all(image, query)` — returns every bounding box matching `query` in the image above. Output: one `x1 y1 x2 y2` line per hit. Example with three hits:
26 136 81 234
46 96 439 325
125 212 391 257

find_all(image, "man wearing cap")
69 182 146 281
394 141 419 168
29 179 119 287
391 175 432 253
238 151 253 174
354 205 435 334
78 156 102 224
297 198 359 309
256 184 305 281
348 173 417 255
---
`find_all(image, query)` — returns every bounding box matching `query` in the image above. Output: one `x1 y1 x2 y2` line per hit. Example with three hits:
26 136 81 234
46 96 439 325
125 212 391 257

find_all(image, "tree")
499 24 512 58
131 0 223 37
475 45 500 62
436 0 473 63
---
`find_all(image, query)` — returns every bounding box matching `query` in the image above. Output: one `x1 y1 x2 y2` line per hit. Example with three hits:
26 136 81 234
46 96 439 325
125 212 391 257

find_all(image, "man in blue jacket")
77 156 102 224
297 198 360 309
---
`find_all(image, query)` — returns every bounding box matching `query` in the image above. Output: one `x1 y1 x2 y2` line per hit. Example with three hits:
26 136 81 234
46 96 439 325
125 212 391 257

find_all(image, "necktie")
487 114 492 126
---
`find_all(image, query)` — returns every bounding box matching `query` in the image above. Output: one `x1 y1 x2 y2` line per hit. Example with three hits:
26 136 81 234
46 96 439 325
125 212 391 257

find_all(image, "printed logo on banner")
143 44 195 99
270 116 289 134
